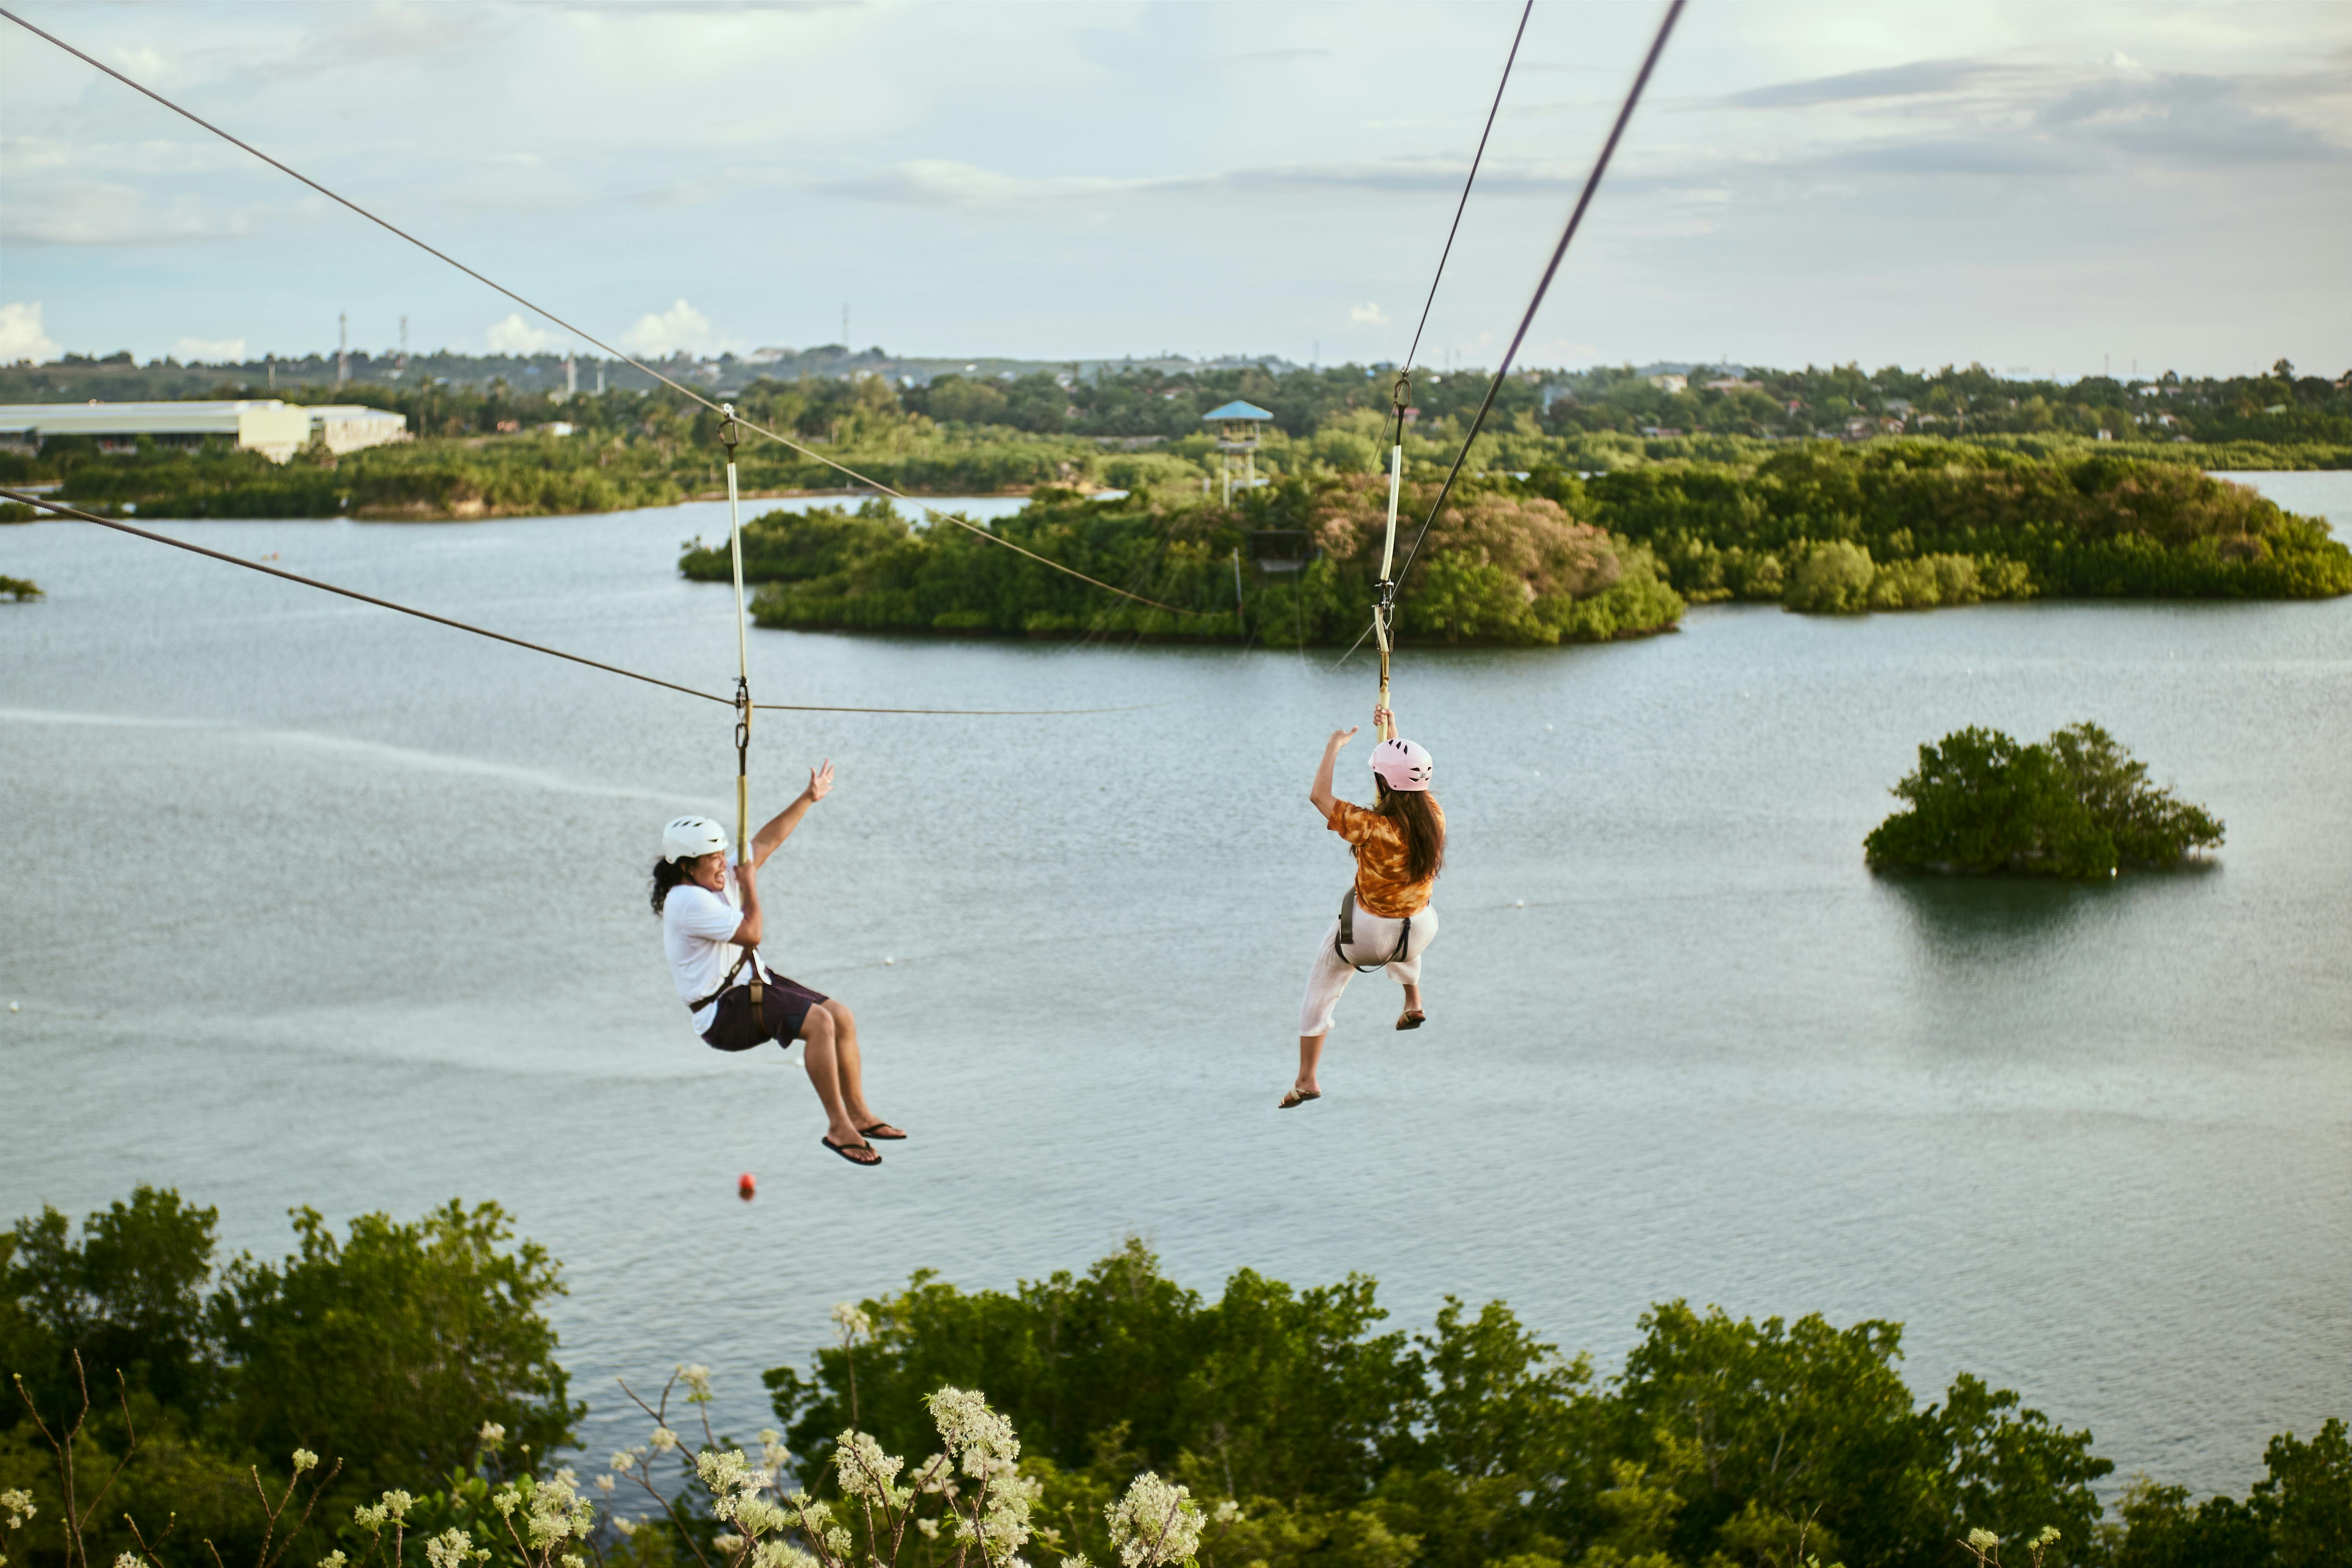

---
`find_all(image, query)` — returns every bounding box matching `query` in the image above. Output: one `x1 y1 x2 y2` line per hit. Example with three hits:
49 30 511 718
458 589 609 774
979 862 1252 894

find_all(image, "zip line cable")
1341 0 1686 669
0 5 1205 621
1396 0 1534 384
0 487 1172 719
1355 0 1534 738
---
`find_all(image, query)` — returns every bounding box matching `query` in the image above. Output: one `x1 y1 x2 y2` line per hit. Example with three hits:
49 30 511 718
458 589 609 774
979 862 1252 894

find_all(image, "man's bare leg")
796 1006 877 1160
820 998 902 1137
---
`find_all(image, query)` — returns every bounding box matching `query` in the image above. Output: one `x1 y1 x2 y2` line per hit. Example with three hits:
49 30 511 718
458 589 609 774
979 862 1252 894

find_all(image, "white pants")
1298 902 1439 1037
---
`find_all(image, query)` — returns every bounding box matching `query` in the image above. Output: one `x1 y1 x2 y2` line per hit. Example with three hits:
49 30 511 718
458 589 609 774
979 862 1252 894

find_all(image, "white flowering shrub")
8 1357 1229 1568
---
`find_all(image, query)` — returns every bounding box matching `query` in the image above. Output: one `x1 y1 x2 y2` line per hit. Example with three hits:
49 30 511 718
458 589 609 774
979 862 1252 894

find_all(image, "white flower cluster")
352 1491 416 1532
292 1449 319 1475
759 1429 793 1477
479 1423 508 1450
924 1387 1019 1479
698 1447 795 1561
423 1527 487 1568
114 1554 140 1568
952 1471 1040 1568
650 1427 681 1454
2 1489 35 1529
832 1431 911 1510
491 1471 595 1552
317 1551 348 1568
830 1302 873 1346
1104 1473 1203 1568
680 1365 715 1406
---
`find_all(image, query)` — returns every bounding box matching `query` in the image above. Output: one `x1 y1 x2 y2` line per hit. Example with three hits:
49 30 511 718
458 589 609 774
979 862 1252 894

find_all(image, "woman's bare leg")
1295 1032 1327 1096
1402 983 1423 1012
820 999 900 1134
795 1006 873 1155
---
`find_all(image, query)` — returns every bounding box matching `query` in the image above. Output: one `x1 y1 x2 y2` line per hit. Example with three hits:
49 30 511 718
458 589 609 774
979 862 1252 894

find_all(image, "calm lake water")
3 475 2347 1501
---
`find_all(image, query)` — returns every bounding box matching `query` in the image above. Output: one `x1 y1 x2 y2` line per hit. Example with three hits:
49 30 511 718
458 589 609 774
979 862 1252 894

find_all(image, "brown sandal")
858 1122 907 1141
822 1136 882 1167
1396 1010 1426 1031
1278 1088 1321 1110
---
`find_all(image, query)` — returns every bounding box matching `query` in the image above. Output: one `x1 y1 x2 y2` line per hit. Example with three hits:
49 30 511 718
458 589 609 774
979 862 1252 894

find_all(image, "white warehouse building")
0 399 408 464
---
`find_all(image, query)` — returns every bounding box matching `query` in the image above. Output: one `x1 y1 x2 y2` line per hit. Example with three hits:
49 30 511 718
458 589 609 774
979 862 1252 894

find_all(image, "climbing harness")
1334 886 1412 975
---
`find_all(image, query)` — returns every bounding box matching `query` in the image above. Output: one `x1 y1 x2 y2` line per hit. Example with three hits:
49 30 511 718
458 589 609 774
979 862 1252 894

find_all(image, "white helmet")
661 816 728 864
1370 737 1434 792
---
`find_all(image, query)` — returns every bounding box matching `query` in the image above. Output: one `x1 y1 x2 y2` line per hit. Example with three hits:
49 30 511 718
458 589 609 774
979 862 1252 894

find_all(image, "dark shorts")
701 975 829 1052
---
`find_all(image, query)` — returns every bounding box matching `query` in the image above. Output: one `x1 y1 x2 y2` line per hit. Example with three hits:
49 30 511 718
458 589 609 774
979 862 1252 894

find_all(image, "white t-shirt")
662 862 769 1034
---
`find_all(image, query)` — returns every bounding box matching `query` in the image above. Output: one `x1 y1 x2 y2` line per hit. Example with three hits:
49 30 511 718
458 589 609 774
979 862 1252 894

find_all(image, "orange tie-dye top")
1327 798 1444 917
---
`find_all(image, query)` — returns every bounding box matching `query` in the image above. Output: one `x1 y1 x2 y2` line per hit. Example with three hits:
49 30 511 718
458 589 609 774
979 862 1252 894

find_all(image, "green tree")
210 1201 580 1497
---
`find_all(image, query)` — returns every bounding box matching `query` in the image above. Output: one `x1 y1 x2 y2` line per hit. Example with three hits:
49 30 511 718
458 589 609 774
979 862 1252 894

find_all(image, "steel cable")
1339 0 1686 667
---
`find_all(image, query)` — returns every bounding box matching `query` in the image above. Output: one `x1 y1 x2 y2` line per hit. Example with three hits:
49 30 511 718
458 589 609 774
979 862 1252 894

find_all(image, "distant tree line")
6 355 2346 453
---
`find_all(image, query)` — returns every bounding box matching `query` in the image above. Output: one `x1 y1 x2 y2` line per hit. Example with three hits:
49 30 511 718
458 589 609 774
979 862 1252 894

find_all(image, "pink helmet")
1370 737 1434 792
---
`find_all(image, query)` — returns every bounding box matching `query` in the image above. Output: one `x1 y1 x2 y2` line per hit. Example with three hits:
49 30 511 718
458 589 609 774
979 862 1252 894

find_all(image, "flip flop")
1395 1011 1426 1031
821 1136 882 1167
858 1122 908 1141
1278 1088 1321 1110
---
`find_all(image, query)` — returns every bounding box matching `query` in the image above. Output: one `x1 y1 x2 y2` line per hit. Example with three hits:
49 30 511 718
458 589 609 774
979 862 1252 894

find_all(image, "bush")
1 575 40 601
1784 540 1877 613
2 1187 578 1568
1864 722 2224 876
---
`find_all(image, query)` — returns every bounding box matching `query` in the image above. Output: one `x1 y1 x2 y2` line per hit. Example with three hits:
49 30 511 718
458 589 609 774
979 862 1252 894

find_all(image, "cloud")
1730 59 1995 109
0 183 248 247
2033 72 2347 164
1348 303 1390 325
0 302 62 364
485 313 568 354
618 299 723 357
172 336 247 363
820 155 1593 212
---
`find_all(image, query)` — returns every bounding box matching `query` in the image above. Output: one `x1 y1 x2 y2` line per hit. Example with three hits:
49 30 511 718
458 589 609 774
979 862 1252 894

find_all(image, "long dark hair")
650 858 691 915
1374 777 1445 882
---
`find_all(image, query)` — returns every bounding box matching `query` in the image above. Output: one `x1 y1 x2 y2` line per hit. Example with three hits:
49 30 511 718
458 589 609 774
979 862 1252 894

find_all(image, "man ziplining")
652 766 904 1168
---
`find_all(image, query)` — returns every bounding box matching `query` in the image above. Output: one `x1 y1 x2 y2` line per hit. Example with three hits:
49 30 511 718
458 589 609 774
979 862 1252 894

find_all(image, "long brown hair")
650 858 691 915
1374 777 1445 882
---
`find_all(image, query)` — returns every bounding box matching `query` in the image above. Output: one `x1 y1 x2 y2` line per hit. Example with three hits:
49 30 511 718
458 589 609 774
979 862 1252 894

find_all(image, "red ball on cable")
737 1172 757 1202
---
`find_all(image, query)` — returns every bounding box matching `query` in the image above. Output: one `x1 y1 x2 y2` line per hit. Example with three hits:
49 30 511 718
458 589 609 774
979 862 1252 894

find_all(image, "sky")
1 0 2347 380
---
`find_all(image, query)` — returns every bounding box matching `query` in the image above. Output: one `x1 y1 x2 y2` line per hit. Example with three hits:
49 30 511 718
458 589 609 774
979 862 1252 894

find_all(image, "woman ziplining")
1281 704 1445 1110
652 773 904 1168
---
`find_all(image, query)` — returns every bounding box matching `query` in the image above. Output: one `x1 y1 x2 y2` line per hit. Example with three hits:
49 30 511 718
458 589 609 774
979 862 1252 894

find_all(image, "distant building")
0 399 407 463
1703 378 1762 392
304 404 410 454
0 399 317 463
1647 373 1688 394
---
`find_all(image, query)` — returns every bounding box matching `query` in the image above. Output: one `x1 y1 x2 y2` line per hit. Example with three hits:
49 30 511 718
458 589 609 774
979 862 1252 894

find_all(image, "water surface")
3 479 2346 1499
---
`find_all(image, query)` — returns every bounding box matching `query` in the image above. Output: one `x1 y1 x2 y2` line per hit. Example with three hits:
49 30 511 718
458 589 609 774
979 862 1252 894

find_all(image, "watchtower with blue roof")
1203 399 1273 505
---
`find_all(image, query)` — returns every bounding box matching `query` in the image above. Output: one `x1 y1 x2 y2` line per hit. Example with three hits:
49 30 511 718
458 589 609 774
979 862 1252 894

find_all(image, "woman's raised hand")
1373 704 1394 732
806 760 836 802
1328 726 1359 750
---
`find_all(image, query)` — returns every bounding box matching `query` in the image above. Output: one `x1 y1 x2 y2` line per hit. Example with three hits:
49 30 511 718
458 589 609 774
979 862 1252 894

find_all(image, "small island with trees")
1866 722 2224 877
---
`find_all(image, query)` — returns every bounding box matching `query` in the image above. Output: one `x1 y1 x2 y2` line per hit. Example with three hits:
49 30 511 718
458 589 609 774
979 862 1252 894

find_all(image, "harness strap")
1334 887 1412 975
688 944 759 1015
